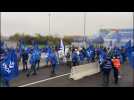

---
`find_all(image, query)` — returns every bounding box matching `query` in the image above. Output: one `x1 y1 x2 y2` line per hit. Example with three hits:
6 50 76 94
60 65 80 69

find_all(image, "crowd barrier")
70 62 100 80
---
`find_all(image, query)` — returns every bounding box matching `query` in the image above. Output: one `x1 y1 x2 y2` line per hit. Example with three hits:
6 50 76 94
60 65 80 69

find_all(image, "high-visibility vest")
112 58 121 70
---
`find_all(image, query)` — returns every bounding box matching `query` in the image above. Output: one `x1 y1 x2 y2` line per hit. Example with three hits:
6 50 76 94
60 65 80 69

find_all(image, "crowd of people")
0 39 133 87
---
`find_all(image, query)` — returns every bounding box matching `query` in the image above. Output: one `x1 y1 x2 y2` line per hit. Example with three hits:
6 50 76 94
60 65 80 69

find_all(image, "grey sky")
1 12 133 37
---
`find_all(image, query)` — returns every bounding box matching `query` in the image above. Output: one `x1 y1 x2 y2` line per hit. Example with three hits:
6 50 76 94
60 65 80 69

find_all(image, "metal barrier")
70 62 100 80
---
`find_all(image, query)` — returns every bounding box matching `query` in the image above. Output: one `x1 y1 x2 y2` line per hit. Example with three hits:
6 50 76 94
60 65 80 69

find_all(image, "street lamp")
48 12 51 34
83 12 86 48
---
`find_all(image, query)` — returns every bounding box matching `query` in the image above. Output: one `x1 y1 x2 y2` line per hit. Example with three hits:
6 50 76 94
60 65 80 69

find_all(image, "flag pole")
132 12 134 86
0 12 1 43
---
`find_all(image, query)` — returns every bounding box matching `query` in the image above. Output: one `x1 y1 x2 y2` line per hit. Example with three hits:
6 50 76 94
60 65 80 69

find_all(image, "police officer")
102 56 113 86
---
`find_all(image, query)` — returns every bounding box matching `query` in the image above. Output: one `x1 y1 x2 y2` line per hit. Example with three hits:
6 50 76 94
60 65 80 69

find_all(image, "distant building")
102 29 133 47
71 36 90 47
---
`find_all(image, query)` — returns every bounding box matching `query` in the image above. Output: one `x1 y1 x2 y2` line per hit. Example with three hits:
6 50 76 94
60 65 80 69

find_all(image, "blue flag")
99 48 107 58
18 39 25 58
48 51 58 65
44 43 52 55
30 41 41 65
131 48 134 69
124 40 132 64
127 47 134 69
0 49 19 81
125 40 131 49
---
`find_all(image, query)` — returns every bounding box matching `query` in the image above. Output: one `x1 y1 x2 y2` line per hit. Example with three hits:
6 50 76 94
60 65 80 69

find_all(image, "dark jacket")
22 51 28 61
103 59 113 70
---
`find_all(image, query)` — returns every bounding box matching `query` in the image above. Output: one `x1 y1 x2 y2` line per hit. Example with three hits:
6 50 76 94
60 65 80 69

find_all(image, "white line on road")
18 73 70 87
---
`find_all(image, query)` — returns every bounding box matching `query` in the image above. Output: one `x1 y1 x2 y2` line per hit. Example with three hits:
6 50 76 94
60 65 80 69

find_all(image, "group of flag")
0 39 65 82
0 37 134 83
124 40 134 69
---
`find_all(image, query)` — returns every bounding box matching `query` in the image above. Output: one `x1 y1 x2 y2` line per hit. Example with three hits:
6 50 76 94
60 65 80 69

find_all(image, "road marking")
18 73 70 87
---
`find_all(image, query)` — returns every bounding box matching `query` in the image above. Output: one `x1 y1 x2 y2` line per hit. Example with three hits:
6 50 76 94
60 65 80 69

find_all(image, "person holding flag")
72 48 79 66
86 48 91 63
79 48 85 64
0 48 19 87
126 40 134 69
26 48 37 77
66 47 72 68
131 46 134 68
17 39 26 67
26 41 39 77
47 48 58 76
22 48 29 71
98 48 107 72
86 45 95 63
43 41 52 67
34 42 41 70
125 40 132 64
120 46 126 64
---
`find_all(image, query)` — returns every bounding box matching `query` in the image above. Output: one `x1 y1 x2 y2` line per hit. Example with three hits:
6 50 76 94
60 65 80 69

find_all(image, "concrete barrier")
70 62 100 80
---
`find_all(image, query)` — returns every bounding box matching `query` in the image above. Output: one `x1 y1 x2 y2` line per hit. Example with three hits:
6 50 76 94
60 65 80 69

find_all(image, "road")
11 62 134 87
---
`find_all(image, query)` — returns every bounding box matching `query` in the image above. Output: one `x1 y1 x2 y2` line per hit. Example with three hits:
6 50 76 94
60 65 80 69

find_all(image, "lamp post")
83 12 86 48
48 13 51 34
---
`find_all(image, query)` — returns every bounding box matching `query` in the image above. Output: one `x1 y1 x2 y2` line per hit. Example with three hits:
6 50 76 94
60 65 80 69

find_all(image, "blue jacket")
0 49 19 81
48 52 57 65
29 52 37 65
79 51 84 61
72 52 79 63
29 48 40 65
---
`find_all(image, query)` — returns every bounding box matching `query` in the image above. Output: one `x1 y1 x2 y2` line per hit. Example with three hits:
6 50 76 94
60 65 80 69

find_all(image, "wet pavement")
11 62 134 87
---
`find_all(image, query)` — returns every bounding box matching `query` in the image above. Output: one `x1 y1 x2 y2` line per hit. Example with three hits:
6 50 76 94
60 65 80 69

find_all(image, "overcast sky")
1 12 133 37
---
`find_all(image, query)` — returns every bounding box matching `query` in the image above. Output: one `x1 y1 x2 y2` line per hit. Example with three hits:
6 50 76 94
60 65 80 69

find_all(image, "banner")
0 49 19 81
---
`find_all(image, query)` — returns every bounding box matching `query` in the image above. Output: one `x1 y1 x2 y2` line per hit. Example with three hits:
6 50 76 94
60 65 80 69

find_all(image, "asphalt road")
11 62 134 87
